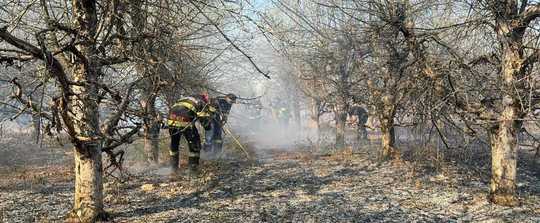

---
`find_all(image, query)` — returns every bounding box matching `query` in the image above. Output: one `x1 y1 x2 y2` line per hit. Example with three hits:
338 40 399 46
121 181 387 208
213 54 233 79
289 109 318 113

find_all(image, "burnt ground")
0 135 539 223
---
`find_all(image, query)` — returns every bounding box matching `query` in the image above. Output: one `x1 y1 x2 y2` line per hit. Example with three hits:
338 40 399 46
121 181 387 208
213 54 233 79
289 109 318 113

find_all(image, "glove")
221 116 228 125
201 119 211 130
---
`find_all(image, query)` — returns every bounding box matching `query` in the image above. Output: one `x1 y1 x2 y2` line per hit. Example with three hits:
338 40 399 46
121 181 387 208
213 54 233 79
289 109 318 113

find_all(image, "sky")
251 0 272 9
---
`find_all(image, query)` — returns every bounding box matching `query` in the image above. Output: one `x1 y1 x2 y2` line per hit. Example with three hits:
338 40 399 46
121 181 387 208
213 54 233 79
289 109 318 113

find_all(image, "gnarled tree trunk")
139 71 161 164
31 112 41 143
131 0 162 164
490 27 523 205
73 143 104 222
334 104 347 149
488 120 519 206
379 93 398 160
68 0 106 221
310 98 322 145
143 108 161 164
292 92 302 132
69 55 105 221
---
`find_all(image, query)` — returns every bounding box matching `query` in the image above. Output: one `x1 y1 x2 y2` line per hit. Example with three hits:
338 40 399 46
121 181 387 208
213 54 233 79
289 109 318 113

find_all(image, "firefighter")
348 104 369 142
167 94 211 176
277 106 290 129
204 93 237 156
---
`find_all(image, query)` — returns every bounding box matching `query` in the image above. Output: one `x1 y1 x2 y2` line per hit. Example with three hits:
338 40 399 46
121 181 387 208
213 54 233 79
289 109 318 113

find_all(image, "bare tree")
416 0 540 206
0 0 144 220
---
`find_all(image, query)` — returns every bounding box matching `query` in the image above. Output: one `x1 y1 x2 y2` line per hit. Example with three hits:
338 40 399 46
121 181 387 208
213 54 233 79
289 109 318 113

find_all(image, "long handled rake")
223 123 252 160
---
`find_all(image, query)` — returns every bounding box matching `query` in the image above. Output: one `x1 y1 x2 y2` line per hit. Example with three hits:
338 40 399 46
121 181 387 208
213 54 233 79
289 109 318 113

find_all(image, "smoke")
225 88 318 155
209 33 321 155
125 161 172 178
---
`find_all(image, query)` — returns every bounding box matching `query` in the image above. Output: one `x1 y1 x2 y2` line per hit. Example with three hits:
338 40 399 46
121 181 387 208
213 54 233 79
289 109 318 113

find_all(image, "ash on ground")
1 143 539 223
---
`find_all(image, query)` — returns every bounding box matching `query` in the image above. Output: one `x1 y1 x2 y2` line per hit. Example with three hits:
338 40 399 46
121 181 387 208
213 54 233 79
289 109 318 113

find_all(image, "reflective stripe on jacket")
168 96 212 127
173 101 197 113
167 119 192 127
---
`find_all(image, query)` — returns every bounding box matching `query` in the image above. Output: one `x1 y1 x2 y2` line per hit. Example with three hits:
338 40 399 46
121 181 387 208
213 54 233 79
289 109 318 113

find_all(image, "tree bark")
484 14 528 205
335 107 347 149
73 143 104 222
131 0 161 164
140 78 160 164
489 30 523 206
31 112 41 143
379 94 399 160
488 121 519 206
292 92 302 131
68 55 106 220
380 118 397 160
68 0 107 221
310 98 322 145
143 112 161 164
316 117 321 146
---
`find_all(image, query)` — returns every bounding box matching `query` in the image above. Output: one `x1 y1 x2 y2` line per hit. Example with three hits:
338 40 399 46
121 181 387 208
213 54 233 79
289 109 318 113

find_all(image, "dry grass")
1 127 539 222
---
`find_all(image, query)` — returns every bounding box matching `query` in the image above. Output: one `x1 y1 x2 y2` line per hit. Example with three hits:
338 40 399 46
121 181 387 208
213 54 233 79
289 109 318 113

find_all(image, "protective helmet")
225 93 237 103
200 93 209 104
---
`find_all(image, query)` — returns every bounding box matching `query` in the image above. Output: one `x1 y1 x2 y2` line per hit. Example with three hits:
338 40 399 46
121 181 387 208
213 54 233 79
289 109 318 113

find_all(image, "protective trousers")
169 126 201 172
204 119 223 155
357 123 368 141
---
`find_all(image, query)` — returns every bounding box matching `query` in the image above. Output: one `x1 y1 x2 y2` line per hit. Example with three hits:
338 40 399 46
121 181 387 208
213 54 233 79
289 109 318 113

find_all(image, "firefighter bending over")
167 94 211 176
204 93 237 156
349 104 369 142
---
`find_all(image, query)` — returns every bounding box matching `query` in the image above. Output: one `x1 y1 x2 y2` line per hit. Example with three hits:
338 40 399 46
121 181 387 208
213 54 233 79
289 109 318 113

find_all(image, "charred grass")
1 130 539 222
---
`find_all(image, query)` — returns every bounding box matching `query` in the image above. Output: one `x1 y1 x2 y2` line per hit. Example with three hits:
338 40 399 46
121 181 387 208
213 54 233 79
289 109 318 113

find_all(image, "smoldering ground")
1 128 539 223
1 80 539 223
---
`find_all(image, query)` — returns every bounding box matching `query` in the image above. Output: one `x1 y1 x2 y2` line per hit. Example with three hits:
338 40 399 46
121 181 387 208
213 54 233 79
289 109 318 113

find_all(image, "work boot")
169 154 180 179
203 143 212 152
188 156 199 168
204 144 215 159
215 143 223 156
186 157 201 176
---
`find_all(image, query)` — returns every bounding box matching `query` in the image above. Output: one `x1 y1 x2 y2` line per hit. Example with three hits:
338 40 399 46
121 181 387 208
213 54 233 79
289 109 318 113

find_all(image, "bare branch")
188 0 270 79
520 4 540 25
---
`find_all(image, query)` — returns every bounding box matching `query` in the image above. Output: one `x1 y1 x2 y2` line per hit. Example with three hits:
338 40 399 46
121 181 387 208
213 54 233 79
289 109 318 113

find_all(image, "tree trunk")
68 62 106 220
69 56 106 220
316 117 321 146
489 36 522 206
335 109 347 149
131 0 162 164
487 19 526 206
68 1 106 221
31 112 41 143
380 115 397 160
379 94 398 160
140 84 160 164
488 121 518 206
310 98 321 145
73 144 104 222
292 92 301 131
143 114 160 164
